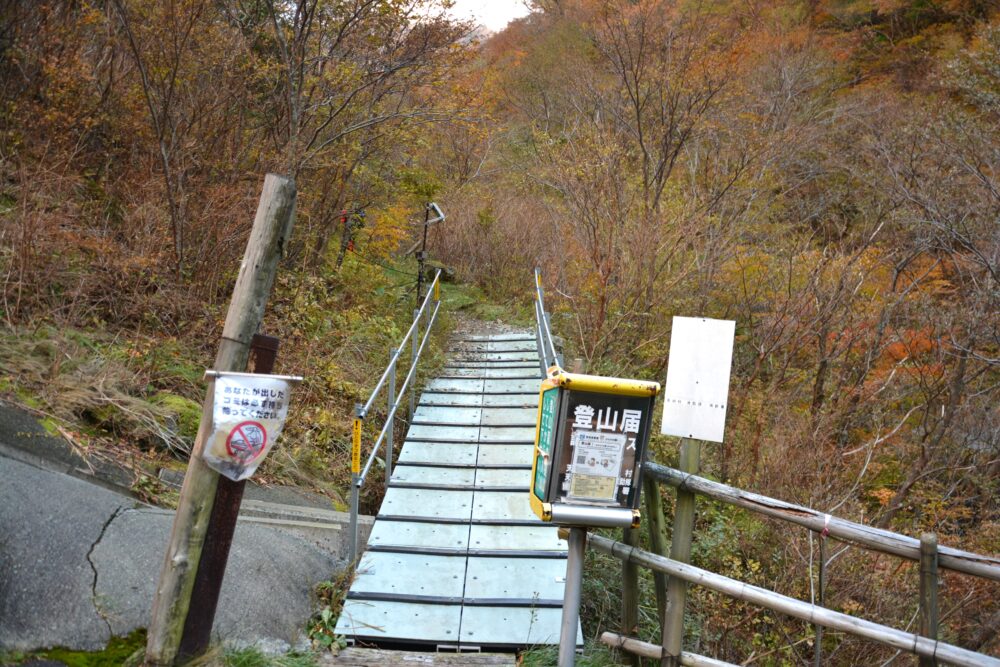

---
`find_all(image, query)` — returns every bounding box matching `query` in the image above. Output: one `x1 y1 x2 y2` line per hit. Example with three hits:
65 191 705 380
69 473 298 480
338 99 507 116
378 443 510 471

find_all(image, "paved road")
0 409 343 653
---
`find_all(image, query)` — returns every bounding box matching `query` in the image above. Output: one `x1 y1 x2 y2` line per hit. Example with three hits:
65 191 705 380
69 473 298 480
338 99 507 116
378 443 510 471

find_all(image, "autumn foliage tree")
427 0 999 661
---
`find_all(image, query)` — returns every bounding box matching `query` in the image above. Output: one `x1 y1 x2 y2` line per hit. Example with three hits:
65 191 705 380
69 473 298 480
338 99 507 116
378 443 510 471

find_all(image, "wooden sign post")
145 174 296 666
658 316 736 667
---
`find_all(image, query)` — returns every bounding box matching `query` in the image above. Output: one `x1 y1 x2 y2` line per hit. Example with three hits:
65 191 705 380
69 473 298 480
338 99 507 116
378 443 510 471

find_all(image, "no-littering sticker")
226 421 267 463
204 374 294 481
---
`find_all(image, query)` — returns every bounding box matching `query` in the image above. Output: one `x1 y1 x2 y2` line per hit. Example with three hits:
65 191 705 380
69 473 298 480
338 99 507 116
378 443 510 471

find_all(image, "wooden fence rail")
609 459 1000 666
594 534 1000 667
644 462 1000 582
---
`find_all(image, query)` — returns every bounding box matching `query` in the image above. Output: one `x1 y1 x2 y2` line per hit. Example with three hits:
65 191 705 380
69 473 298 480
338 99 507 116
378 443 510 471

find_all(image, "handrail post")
535 299 547 375
410 308 419 418
814 533 827 667
662 439 700 666
349 403 363 564
386 347 397 487
545 311 561 367
919 533 939 667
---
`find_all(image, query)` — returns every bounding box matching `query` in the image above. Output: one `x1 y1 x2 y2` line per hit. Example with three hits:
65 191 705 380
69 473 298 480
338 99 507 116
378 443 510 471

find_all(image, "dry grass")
0 324 198 455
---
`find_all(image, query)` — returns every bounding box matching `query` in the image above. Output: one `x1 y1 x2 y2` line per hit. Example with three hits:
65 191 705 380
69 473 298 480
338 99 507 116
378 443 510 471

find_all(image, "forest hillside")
1 0 998 663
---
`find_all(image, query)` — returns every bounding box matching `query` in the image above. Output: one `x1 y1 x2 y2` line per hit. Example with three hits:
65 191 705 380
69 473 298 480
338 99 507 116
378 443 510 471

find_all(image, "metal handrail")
359 299 441 481
603 460 1000 665
591 533 998 667
645 462 1000 581
347 269 442 562
534 267 562 374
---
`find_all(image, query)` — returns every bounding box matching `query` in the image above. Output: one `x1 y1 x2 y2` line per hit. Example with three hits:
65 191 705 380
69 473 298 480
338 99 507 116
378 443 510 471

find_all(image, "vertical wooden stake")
644 475 669 627
661 439 700 667
620 526 641 667
145 174 296 667
919 533 939 667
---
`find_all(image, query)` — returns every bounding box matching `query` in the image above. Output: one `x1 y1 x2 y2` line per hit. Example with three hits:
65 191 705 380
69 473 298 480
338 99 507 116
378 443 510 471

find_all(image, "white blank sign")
660 316 736 443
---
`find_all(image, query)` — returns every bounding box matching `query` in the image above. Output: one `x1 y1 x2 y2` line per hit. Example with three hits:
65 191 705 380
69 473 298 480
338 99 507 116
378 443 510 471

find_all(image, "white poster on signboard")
204 374 294 481
660 316 736 443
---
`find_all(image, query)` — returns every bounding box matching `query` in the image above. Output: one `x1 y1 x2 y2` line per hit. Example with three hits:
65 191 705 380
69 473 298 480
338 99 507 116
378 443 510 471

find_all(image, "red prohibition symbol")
226 420 268 463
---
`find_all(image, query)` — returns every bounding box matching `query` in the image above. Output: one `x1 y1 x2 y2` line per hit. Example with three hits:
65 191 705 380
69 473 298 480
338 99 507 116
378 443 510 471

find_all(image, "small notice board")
530 370 660 525
660 316 736 443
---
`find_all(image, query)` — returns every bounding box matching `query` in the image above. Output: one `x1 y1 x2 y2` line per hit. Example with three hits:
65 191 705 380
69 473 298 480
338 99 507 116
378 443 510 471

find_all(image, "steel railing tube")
358 271 441 418
387 347 396 487
347 271 441 564
533 268 561 373
360 300 441 481
535 298 547 375
544 311 561 367
410 308 418 418
588 533 998 667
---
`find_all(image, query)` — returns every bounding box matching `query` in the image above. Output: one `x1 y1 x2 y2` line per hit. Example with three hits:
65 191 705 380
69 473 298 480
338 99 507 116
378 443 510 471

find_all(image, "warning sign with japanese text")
552 390 650 509
204 374 293 481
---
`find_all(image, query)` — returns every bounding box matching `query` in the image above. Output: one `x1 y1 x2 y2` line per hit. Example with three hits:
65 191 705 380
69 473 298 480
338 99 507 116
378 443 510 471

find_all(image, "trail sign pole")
661 438 700 667
558 527 587 667
658 316 735 666
146 174 296 667
534 371 661 667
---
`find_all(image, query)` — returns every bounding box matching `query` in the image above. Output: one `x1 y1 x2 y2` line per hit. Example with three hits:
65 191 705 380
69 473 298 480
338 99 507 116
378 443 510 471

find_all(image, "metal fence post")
387 347 396 487
559 527 587 667
814 533 827 667
535 299 547 375
349 403 363 564
661 439 701 667
919 533 939 667
410 308 419 418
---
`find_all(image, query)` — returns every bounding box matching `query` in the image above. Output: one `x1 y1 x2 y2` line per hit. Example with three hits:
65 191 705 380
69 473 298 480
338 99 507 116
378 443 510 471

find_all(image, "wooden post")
176 335 279 660
644 475 669 627
621 526 641 667
145 174 296 667
661 439 700 667
919 533 939 667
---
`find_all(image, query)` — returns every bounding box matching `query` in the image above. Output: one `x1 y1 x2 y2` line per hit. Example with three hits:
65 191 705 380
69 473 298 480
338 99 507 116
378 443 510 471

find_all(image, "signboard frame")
529 370 660 527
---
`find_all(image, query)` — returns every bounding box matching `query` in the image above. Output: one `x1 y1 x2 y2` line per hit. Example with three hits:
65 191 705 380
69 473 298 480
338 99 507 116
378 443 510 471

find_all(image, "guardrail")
601 458 1000 666
347 269 442 563
533 267 562 374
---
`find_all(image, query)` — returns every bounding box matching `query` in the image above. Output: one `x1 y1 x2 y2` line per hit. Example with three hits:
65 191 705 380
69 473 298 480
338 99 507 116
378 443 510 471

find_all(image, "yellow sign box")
529 370 660 528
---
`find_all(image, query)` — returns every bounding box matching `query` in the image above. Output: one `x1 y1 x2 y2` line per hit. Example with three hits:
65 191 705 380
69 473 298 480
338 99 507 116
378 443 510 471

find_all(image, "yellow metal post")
349 405 363 562
351 416 362 475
